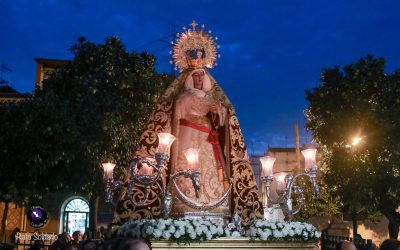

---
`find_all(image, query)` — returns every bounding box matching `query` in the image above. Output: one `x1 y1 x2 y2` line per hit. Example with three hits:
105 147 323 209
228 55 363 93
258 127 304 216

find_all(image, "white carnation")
217 225 224 235
156 221 166 231
232 231 241 237
174 231 181 238
168 225 176 233
190 232 197 239
187 226 194 234
206 231 212 240
260 232 268 240
162 231 171 240
145 226 154 235
153 229 162 238
196 227 203 236
210 225 217 234
273 230 282 238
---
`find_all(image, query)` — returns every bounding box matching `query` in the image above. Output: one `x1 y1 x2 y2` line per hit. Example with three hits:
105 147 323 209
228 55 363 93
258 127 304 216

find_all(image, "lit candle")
102 162 116 181
301 148 317 171
183 148 199 169
260 156 276 177
139 161 154 176
276 173 287 190
157 133 176 155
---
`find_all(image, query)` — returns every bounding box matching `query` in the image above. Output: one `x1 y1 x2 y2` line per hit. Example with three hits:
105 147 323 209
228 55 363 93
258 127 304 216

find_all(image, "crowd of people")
3 228 151 250
47 230 152 250
4 226 400 250
15 233 400 250
334 239 400 250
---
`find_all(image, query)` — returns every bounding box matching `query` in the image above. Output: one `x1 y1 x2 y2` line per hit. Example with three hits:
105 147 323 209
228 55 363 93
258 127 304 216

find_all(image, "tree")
294 176 341 222
0 36 170 236
0 93 79 241
305 55 400 239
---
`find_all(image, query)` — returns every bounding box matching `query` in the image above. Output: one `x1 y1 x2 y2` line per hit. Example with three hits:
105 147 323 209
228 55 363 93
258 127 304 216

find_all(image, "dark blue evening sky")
1 0 399 154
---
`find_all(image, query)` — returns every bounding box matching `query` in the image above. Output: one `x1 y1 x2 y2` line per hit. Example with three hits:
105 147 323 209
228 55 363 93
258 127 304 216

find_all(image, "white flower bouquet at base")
248 220 321 242
117 218 321 244
118 218 225 244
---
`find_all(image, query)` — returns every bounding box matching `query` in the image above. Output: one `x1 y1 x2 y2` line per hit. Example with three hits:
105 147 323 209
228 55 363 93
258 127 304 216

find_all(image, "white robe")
171 87 229 217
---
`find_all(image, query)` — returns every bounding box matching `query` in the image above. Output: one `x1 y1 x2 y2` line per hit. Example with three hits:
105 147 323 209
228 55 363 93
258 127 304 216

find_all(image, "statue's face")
192 71 204 89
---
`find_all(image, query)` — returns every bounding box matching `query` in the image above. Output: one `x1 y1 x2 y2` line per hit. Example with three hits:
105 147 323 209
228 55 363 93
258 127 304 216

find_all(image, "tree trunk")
352 217 358 239
0 201 9 243
89 196 99 238
388 220 400 240
380 202 400 240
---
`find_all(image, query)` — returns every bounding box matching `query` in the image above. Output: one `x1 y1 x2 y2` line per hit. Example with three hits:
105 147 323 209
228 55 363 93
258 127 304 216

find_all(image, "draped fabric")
113 69 263 225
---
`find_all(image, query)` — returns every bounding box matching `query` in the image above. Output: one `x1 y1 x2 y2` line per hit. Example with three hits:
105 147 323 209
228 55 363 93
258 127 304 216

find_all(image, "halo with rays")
170 21 220 72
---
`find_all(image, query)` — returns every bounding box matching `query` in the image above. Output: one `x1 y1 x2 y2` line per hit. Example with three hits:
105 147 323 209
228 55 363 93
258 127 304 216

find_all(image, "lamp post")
260 148 320 220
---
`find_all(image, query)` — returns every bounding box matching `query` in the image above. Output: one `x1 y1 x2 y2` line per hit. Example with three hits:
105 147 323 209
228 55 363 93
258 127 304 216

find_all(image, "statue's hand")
210 103 220 113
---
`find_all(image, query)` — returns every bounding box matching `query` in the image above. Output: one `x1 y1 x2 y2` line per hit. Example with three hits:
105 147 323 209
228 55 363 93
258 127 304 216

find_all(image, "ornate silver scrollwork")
106 151 232 217
264 165 319 219
105 179 124 205
173 180 232 211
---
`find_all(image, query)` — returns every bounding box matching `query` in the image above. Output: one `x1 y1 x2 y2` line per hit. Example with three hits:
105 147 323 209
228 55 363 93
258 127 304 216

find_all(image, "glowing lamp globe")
183 148 199 169
102 162 116 181
301 148 317 171
260 156 276 177
157 133 176 155
276 173 287 190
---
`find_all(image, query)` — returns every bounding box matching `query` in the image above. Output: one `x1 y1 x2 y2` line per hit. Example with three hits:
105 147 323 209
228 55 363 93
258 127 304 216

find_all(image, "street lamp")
351 137 362 146
345 135 364 148
260 148 320 220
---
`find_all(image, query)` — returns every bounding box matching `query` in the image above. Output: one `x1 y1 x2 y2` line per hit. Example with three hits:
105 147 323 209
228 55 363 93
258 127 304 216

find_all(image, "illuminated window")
62 198 89 235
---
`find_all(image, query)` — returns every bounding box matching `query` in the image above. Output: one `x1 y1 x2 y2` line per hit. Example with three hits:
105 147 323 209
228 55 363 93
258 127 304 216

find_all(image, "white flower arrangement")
117 218 321 244
117 218 225 244
249 220 321 242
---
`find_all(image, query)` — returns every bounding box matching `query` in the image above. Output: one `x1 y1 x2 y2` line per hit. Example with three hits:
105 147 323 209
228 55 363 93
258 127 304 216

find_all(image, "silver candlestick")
260 148 320 220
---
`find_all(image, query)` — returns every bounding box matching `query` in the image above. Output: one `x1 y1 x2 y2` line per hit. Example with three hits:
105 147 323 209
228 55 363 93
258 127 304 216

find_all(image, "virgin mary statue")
114 21 262 225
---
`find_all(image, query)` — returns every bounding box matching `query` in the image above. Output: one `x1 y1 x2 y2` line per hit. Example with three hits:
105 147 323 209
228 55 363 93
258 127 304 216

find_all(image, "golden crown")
170 21 220 71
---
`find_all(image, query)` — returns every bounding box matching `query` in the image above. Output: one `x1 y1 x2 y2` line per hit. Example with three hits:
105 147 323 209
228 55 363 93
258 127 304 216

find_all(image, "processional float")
101 21 320 226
